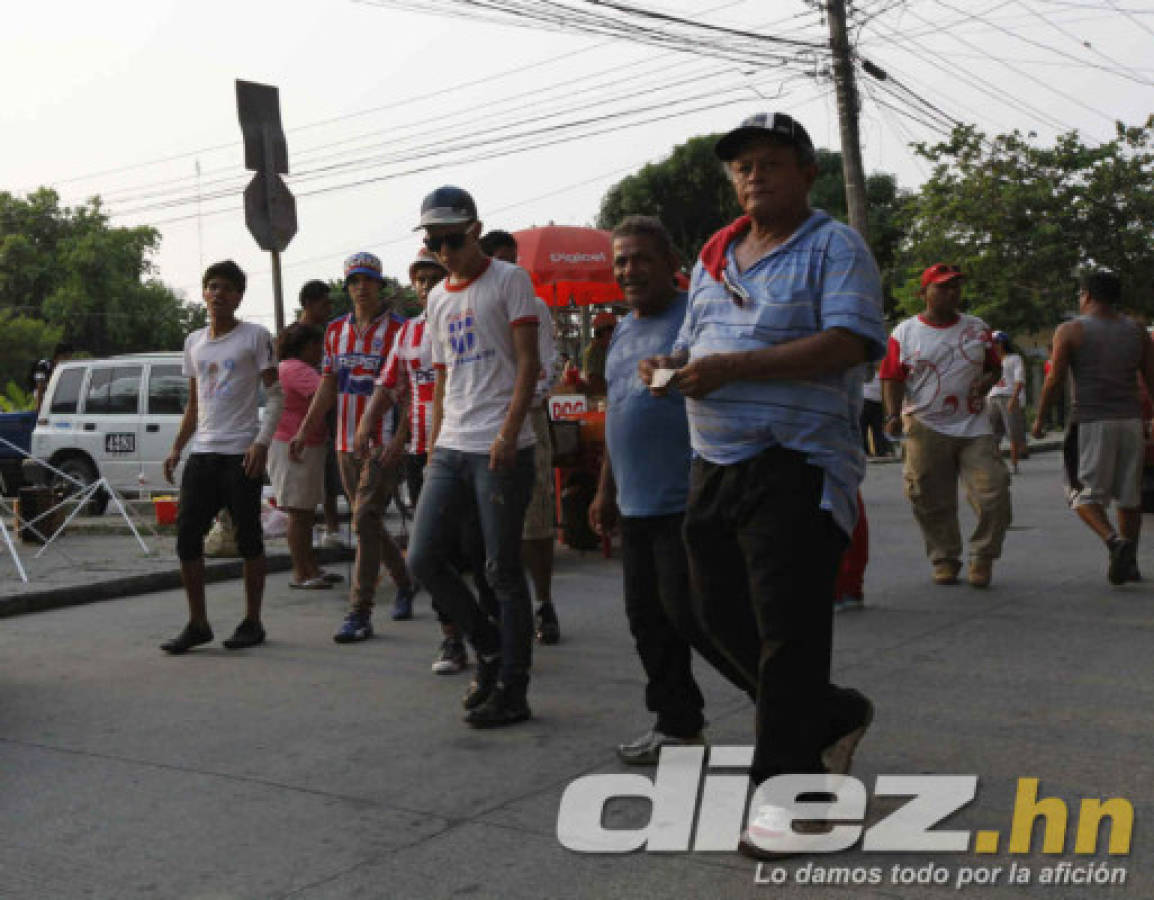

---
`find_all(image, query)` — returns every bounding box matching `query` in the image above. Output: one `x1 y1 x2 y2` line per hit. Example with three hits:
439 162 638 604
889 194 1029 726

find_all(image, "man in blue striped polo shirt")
641 112 887 859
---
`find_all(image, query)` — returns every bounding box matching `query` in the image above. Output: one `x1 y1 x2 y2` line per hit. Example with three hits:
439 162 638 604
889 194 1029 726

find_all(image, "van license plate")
105 433 136 453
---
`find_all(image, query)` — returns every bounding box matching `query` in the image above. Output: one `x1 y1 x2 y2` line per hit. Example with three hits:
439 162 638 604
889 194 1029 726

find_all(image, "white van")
28 353 199 514
29 352 271 514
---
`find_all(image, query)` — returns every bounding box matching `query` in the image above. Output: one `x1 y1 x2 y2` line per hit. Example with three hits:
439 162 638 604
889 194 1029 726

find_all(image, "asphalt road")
0 452 1150 899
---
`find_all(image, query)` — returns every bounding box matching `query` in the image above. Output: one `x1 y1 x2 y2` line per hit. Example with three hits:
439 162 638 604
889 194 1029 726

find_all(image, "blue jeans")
408 446 536 690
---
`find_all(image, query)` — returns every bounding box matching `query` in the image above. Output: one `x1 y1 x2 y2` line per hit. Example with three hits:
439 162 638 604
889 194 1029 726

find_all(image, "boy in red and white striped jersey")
290 251 417 642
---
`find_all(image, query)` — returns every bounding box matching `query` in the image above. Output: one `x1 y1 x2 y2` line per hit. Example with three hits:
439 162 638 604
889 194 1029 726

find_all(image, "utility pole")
826 0 870 239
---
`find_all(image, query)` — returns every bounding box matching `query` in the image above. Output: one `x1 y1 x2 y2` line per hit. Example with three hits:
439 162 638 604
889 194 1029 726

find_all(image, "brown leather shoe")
932 560 961 585
968 558 993 588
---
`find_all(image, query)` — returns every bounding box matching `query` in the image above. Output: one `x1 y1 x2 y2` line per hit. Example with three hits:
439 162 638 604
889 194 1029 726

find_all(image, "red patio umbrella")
512 226 623 308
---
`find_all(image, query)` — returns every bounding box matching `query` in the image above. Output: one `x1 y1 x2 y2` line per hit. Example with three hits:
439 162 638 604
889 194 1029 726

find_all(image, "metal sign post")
236 80 298 332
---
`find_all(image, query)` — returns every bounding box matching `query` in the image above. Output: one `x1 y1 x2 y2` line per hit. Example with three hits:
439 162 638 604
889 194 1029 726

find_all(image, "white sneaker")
321 529 347 549
739 802 833 860
431 637 467 674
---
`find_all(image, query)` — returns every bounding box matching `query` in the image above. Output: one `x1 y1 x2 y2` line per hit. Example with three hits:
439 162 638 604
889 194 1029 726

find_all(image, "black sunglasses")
424 231 470 253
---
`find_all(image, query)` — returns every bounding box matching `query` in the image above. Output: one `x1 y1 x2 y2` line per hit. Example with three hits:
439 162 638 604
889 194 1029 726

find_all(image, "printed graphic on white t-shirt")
182 321 276 454
880 313 996 438
427 259 540 454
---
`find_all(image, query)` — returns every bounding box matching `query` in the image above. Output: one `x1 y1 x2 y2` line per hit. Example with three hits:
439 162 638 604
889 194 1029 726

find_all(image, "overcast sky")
4 0 1152 328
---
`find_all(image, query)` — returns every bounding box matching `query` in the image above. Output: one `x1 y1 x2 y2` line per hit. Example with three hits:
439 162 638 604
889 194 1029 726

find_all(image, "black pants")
682 446 863 784
176 453 264 561
860 399 891 457
404 452 426 509
621 513 753 737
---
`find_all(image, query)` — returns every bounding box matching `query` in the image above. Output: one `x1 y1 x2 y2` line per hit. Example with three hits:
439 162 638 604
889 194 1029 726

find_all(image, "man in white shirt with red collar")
881 263 1011 587
406 186 541 728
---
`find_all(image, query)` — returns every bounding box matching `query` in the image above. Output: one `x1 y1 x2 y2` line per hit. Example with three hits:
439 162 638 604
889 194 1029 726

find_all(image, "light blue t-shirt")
605 292 691 518
673 211 886 537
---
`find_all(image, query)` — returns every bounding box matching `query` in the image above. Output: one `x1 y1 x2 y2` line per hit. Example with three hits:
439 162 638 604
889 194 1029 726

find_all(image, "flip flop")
317 570 344 585
289 576 333 590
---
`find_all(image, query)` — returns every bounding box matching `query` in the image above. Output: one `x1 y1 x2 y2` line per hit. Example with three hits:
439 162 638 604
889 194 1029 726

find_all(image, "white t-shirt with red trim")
321 309 405 452
378 314 435 455
426 258 539 454
880 313 997 437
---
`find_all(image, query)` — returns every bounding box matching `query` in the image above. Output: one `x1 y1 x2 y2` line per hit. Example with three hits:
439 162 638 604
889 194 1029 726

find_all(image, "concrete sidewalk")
0 452 1150 899
0 525 357 618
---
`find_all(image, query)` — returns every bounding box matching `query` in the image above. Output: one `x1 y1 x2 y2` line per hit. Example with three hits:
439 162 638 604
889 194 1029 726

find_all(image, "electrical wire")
930 0 1154 87
112 72 802 219
1011 0 1154 86
139 90 766 228
61 0 820 210
862 16 1075 133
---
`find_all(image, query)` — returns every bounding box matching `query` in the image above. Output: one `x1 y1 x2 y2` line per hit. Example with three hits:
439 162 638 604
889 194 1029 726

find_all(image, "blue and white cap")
344 251 384 283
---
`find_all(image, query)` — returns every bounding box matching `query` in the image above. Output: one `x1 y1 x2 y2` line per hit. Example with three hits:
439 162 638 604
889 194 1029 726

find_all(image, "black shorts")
176 453 264 561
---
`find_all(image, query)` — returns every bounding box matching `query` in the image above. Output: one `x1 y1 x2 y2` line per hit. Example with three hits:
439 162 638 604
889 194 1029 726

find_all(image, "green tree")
0 188 203 386
894 121 1154 333
320 276 418 322
0 310 62 402
596 135 906 312
596 134 740 263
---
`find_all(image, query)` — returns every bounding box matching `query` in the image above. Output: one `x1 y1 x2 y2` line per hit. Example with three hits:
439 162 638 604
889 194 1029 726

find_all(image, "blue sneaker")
391 585 417 621
333 612 373 643
834 594 865 613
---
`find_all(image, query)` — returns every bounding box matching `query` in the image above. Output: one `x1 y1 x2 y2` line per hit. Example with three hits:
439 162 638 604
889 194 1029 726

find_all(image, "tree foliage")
894 121 1154 333
596 134 905 312
597 134 740 264
0 188 203 387
317 276 417 322
0 310 62 403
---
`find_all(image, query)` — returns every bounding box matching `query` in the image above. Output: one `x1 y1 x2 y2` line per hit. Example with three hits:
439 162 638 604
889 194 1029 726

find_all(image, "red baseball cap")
921 263 964 288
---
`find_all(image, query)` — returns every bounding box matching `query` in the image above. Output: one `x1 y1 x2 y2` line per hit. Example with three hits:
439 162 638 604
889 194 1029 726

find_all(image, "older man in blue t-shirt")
640 113 887 859
590 216 750 766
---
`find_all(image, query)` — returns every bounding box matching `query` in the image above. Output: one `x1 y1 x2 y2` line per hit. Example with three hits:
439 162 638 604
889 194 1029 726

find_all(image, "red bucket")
153 496 178 526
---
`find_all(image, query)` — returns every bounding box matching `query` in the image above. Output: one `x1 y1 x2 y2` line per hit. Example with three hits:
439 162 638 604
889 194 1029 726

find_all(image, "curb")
0 546 356 619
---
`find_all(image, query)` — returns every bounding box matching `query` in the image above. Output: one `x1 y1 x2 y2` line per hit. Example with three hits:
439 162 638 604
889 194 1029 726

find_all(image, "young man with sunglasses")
639 113 886 859
880 263 1011 588
290 252 417 641
406 186 541 728
355 247 498 672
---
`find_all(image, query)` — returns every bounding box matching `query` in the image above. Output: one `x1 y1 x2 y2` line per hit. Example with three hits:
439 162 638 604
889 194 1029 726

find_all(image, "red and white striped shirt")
322 309 406 453
378 315 435 455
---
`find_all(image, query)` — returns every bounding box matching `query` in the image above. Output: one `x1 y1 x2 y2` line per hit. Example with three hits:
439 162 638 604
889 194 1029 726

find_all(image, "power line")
57 0 812 208
898 3 1117 131
862 15 1076 133
1011 0 1154 86
136 90 765 229
930 0 1154 87
112 72 798 220
1107 0 1154 37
